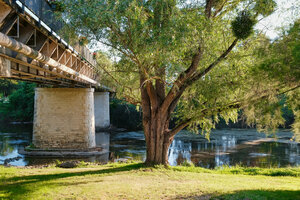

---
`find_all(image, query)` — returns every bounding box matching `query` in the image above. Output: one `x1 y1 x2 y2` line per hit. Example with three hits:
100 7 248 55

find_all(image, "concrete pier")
94 92 110 129
32 88 96 150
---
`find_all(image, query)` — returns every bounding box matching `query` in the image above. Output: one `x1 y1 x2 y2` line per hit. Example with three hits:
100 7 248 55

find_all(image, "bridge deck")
0 0 106 90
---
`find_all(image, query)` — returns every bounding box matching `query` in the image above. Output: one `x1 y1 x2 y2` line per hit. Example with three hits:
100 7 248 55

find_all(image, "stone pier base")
94 92 110 130
32 88 96 150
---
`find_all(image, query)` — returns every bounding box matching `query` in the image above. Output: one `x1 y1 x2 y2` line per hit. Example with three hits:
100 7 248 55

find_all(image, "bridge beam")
33 88 96 150
0 32 99 86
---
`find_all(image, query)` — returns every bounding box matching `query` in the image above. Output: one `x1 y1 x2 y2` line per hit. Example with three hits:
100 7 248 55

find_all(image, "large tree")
62 0 299 165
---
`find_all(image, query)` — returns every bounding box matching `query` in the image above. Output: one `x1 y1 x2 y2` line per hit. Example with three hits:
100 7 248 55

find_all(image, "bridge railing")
18 0 63 32
16 0 97 67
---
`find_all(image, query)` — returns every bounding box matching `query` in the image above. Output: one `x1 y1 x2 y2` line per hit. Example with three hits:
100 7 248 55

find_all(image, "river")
0 123 299 168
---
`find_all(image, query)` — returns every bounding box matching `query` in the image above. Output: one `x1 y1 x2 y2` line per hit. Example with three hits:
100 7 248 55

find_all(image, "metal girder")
0 32 99 85
0 53 87 87
0 0 112 91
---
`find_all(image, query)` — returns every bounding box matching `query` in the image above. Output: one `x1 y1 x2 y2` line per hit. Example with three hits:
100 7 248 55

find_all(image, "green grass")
171 165 300 177
0 163 299 200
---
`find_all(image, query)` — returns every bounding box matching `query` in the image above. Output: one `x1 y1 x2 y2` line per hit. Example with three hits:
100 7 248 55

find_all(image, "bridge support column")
94 92 110 130
33 88 96 150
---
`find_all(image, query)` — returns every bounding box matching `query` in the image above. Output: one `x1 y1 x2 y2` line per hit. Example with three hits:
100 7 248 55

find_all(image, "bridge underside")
0 0 102 88
0 0 111 151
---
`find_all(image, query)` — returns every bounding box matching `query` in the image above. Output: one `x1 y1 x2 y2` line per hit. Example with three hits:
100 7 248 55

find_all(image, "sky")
256 0 299 39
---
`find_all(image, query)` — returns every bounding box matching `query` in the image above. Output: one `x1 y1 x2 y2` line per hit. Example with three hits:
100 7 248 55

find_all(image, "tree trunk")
140 76 177 165
143 115 174 165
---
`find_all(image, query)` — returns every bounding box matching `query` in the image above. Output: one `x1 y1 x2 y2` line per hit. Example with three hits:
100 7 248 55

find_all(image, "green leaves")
254 0 277 17
231 11 256 39
61 0 300 139
238 19 300 140
0 82 35 122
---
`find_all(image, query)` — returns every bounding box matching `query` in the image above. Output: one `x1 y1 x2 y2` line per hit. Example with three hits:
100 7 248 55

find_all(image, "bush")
110 98 142 131
0 82 35 122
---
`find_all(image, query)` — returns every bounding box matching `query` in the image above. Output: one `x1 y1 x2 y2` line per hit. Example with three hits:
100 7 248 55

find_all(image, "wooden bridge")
0 0 111 154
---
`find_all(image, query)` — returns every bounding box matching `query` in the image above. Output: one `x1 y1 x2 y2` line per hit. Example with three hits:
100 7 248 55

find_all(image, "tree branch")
175 38 238 99
99 40 139 64
107 23 142 66
96 58 137 92
189 38 238 83
167 102 241 138
146 81 159 111
167 83 300 138
155 66 166 103
161 38 238 118
160 44 203 114
205 0 213 18
122 94 141 105
167 118 193 138
213 0 229 18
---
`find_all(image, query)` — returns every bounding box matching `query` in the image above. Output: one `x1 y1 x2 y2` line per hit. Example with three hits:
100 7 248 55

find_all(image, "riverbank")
1 163 299 200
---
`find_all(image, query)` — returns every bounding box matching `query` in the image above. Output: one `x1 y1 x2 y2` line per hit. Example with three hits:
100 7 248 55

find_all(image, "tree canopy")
61 0 299 164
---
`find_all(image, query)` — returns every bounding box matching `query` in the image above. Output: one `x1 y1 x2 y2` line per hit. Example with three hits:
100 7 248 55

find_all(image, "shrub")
0 82 35 122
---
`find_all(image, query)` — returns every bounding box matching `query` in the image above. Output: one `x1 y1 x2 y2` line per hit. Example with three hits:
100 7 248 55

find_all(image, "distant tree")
0 79 18 97
0 82 35 122
110 98 143 130
63 0 299 165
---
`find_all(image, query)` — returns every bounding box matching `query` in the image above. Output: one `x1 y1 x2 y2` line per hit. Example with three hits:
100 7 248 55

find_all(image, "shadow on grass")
174 189 300 200
0 163 144 199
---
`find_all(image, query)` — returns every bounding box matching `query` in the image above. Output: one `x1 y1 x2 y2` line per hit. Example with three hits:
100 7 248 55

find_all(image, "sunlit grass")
0 162 299 200
171 164 300 177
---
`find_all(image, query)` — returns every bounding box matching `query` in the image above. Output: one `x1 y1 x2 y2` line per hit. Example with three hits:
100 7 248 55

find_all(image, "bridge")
0 0 110 154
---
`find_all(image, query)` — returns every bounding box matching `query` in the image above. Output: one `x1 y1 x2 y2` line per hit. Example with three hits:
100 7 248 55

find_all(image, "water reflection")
168 130 299 168
110 131 146 162
0 123 299 168
0 135 15 156
21 132 111 166
0 124 111 166
0 124 32 166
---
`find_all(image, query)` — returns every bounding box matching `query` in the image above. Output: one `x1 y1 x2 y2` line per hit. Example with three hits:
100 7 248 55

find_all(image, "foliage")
180 160 195 167
244 19 300 139
61 0 298 163
231 11 256 39
79 36 88 46
110 98 142 130
0 82 35 122
57 23 79 46
48 0 65 12
0 79 18 97
253 0 277 17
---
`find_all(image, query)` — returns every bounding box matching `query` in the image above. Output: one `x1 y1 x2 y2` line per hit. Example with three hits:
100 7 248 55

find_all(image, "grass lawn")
0 162 299 200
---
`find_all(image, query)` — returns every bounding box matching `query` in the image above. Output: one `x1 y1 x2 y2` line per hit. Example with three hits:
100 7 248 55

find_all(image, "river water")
0 123 299 168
